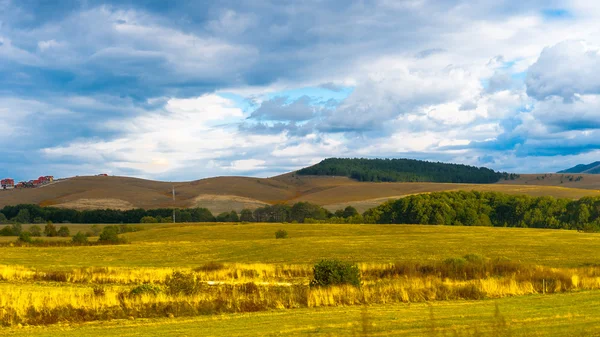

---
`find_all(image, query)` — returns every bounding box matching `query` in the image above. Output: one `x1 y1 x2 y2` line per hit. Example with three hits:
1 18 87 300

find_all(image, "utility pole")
172 185 176 223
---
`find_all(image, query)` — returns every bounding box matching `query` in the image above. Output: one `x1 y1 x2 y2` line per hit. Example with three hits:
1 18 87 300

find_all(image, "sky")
1 0 600 181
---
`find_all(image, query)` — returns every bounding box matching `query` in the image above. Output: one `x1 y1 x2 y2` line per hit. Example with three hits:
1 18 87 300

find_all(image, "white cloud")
42 94 285 176
526 40 600 100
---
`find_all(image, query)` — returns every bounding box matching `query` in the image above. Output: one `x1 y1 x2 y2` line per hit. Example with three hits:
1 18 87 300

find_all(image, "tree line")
0 202 357 225
3 191 600 231
364 191 600 231
297 158 518 183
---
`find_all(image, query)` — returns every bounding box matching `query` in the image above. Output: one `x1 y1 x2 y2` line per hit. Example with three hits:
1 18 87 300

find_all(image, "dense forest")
365 191 600 231
297 158 518 183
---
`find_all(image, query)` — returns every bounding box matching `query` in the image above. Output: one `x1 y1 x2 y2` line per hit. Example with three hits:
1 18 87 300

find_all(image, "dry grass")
52 198 135 211
2 259 600 327
190 194 269 214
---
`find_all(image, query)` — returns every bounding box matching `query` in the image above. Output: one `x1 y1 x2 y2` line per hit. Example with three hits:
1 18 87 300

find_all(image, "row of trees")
6 191 600 230
297 158 518 183
365 191 600 231
0 203 358 225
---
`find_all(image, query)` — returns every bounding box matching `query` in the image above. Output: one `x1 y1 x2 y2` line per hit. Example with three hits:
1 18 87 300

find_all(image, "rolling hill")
2 172 600 214
559 161 600 174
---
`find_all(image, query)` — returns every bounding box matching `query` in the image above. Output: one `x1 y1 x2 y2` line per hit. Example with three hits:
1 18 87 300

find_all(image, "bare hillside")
1 172 600 214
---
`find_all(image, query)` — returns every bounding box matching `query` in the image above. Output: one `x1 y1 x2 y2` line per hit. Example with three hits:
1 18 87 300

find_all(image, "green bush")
310 260 361 288
72 231 88 244
57 226 70 237
89 225 102 236
140 216 158 223
44 222 57 237
98 226 122 243
29 225 42 237
129 284 162 297
11 223 22 236
164 271 199 296
275 229 288 239
0 226 14 236
18 231 33 243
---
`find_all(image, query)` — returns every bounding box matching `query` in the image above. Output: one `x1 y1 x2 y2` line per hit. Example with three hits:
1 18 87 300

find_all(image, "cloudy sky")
1 0 600 181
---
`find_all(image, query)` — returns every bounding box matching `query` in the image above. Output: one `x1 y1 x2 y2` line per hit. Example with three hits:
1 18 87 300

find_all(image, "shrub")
18 231 32 243
98 226 123 244
89 225 102 236
72 231 88 244
33 217 45 224
164 271 199 296
29 225 42 237
118 224 138 233
44 222 57 237
0 213 7 224
310 260 361 288
57 226 70 237
0 226 14 236
140 216 158 223
11 223 22 236
275 229 288 239
129 284 162 297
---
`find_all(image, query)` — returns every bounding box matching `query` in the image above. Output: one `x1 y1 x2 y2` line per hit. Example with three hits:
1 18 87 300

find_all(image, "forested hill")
297 158 516 184
559 161 600 174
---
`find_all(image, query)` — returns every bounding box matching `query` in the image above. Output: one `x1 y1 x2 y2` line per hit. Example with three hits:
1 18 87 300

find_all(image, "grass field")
2 223 600 335
4 291 600 336
1 223 599 268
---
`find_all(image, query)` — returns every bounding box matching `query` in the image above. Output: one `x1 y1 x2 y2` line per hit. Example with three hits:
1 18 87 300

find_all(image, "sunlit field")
2 223 600 336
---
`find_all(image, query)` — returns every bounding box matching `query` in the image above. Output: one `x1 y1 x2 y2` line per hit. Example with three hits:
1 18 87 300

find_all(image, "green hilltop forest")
297 158 517 183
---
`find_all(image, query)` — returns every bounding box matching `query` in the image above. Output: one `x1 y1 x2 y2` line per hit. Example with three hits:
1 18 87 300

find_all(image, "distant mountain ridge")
559 161 600 174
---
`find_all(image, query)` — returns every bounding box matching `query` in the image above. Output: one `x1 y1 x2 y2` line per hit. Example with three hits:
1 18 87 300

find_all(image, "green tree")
98 226 122 243
57 226 70 237
342 206 359 218
18 231 32 243
140 216 158 223
44 222 58 237
240 209 254 222
89 224 102 236
12 209 30 224
29 225 42 237
10 223 22 236
290 202 328 223
72 231 88 244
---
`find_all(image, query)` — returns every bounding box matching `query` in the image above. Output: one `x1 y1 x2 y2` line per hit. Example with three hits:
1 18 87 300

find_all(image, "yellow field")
1 223 600 335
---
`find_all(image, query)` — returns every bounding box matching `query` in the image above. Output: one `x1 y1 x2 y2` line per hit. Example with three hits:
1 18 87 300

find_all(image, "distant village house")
1 178 14 189
2 176 53 190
